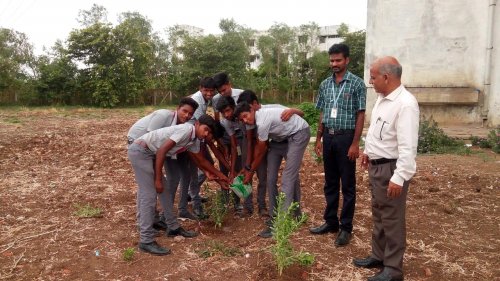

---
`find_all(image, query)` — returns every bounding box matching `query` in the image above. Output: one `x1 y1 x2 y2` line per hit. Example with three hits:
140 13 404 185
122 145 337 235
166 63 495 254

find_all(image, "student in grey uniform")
234 101 311 238
128 114 229 255
236 90 305 219
212 72 243 122
184 77 218 219
214 95 251 215
126 97 199 227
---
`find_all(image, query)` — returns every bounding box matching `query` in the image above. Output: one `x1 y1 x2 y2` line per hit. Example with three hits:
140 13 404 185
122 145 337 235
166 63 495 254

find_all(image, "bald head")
369 56 403 96
373 56 402 79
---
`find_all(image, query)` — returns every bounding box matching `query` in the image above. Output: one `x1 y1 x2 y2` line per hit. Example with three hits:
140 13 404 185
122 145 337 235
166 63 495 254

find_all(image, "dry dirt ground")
0 107 499 281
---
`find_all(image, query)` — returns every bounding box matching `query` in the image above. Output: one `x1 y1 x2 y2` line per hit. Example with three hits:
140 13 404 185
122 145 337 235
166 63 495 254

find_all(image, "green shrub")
297 102 319 133
206 188 227 228
471 136 491 148
487 128 500 153
73 203 102 218
122 247 135 262
418 117 464 154
271 192 315 276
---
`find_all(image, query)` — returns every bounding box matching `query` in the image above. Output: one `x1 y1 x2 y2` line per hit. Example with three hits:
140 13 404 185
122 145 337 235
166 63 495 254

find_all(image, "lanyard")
331 81 346 107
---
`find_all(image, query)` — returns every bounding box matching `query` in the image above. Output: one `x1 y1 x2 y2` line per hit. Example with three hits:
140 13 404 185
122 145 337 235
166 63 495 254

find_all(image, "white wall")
365 0 499 127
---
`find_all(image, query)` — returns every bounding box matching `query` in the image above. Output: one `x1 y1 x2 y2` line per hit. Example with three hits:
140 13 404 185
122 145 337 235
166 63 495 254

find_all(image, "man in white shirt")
353 56 419 281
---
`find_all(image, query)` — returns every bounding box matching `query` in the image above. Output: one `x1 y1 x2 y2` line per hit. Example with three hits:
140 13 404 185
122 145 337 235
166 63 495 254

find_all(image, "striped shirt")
316 71 366 129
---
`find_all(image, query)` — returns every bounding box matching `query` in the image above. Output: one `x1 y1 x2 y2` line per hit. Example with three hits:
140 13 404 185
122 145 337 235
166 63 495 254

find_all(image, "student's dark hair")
197 114 217 133
215 95 236 112
328 43 350 58
213 72 230 88
234 101 252 119
199 76 216 89
213 122 225 139
179 97 199 111
237 90 259 104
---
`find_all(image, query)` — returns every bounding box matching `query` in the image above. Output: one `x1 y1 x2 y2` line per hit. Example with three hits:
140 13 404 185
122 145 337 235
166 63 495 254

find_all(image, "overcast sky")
0 0 367 55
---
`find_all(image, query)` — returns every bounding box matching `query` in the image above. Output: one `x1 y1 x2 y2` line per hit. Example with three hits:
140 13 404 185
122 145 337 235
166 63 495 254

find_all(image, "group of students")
127 43 419 281
127 72 310 256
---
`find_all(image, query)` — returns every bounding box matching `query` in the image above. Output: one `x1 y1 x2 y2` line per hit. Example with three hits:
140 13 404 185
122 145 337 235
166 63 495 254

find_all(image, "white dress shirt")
364 85 420 186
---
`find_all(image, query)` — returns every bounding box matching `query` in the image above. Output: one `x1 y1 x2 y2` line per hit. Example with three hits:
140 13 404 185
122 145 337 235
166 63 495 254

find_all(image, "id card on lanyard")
331 82 345 119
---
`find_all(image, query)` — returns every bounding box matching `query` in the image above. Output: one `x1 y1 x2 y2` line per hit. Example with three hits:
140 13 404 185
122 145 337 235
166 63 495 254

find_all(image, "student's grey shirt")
255 107 309 142
189 91 209 124
137 124 200 156
245 104 287 131
127 109 177 140
212 88 243 113
220 118 241 136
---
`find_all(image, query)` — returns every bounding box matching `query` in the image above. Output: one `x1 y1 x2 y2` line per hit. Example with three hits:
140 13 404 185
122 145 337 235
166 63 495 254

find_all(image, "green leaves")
270 192 315 275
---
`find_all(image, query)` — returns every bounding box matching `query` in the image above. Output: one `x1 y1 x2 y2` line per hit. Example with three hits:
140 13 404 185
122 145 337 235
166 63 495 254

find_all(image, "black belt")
370 158 397 165
270 139 288 144
327 128 355 135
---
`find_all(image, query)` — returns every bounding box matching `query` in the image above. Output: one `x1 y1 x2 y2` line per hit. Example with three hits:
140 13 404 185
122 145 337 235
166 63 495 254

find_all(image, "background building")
365 0 499 127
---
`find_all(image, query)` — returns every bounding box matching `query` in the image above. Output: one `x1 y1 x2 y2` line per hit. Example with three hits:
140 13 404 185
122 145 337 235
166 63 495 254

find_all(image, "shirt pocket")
338 91 353 110
371 117 390 141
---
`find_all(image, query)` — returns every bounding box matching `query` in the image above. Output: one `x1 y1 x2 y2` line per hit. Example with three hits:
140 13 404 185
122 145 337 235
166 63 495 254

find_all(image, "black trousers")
322 131 356 232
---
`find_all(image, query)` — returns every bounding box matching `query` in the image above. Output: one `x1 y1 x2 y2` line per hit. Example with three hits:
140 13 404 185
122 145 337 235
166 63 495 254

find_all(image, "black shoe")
166 227 198 238
258 208 269 217
353 256 384 268
258 227 272 238
193 208 208 220
187 195 208 203
138 241 171 256
334 229 351 247
367 270 403 281
178 211 198 220
309 223 339 235
152 220 168 231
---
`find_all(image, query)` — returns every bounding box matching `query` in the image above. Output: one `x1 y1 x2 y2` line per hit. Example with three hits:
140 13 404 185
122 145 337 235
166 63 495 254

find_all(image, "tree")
0 28 36 103
338 23 366 78
35 41 79 105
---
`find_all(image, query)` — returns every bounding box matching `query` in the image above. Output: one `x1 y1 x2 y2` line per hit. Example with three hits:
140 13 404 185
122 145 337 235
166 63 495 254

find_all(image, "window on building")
298 35 308 44
247 39 255 47
319 36 326 43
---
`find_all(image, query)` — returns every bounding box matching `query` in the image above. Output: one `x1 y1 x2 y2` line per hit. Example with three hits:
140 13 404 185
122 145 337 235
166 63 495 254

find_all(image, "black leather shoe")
258 227 272 238
367 271 403 281
309 223 339 235
166 227 198 238
152 220 168 231
178 211 198 220
334 229 351 247
187 195 208 203
353 256 384 268
193 207 208 220
138 241 171 255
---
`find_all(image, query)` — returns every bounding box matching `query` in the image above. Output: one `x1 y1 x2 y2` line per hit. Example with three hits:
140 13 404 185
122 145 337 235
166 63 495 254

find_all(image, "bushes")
418 118 464 154
471 128 500 153
297 102 319 132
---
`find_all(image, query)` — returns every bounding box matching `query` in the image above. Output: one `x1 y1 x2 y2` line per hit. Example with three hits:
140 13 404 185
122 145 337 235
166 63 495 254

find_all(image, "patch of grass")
308 145 323 163
195 240 242 258
122 247 135 262
73 203 103 218
4 117 22 124
271 192 315 276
